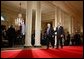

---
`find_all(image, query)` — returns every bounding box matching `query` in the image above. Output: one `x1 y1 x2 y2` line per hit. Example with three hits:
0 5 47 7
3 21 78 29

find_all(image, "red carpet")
1 46 83 58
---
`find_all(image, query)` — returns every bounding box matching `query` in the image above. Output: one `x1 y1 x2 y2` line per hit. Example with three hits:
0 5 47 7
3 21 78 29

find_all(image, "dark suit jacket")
45 27 54 37
7 27 16 38
55 26 64 37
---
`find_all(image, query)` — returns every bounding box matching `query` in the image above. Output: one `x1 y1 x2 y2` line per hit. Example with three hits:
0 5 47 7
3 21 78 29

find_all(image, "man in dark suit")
7 25 16 47
45 23 55 49
74 31 81 45
66 31 70 45
55 22 64 49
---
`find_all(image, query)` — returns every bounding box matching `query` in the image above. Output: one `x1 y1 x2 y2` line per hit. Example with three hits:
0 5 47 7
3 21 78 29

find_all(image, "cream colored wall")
72 17 83 33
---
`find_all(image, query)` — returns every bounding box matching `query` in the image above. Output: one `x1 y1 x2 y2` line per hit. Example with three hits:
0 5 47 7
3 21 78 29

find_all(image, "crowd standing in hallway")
1 24 25 47
43 23 83 49
1 23 83 48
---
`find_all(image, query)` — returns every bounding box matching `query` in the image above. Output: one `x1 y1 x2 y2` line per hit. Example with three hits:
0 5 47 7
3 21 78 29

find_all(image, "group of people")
44 22 64 49
44 22 82 49
1 24 25 47
71 31 81 46
1 22 82 48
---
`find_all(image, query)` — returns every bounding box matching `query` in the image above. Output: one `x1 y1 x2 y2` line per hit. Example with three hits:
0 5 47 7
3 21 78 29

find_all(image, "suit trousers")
46 35 54 48
56 36 63 48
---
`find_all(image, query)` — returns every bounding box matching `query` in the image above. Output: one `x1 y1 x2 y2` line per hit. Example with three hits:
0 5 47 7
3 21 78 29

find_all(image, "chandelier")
18 2 22 18
15 2 23 26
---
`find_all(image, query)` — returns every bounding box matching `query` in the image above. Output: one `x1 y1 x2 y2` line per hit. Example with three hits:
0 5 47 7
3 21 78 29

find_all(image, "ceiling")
50 1 83 18
1 1 83 19
1 1 55 14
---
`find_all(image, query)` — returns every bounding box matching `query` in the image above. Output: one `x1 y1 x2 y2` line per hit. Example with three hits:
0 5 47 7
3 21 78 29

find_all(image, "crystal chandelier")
15 2 23 26
18 2 22 18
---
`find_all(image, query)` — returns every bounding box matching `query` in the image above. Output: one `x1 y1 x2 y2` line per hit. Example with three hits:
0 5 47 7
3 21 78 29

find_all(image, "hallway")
1 1 83 58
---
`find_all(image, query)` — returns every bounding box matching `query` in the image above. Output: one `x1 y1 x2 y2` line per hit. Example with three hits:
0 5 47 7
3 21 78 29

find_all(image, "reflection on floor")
1 46 83 58
1 45 47 51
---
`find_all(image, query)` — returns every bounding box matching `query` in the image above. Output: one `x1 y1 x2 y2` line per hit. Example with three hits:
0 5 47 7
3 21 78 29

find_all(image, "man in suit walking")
55 22 64 49
45 23 54 49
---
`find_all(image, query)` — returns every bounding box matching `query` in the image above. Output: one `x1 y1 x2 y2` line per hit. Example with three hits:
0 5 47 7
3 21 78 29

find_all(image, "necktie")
47 28 50 35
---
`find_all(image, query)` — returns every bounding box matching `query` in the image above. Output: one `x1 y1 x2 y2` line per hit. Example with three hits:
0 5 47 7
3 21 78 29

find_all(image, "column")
71 17 74 34
34 1 41 46
69 16 72 34
55 8 58 30
24 1 33 47
54 7 58 46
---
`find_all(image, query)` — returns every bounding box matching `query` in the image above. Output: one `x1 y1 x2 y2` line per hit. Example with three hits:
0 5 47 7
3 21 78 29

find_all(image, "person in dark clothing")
2 27 7 40
55 22 64 49
31 33 35 46
1 25 8 47
45 23 55 49
71 34 75 45
7 25 16 47
41 32 47 45
66 31 70 45
74 31 81 45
